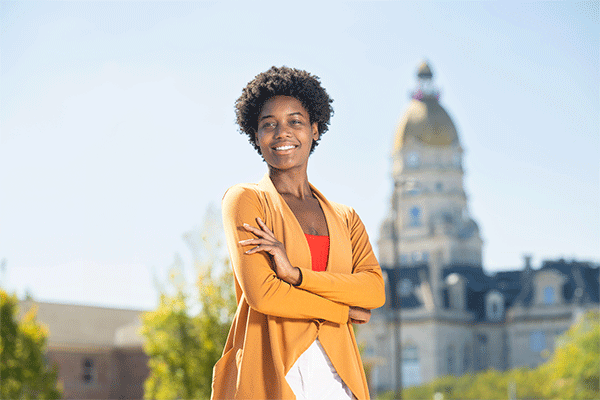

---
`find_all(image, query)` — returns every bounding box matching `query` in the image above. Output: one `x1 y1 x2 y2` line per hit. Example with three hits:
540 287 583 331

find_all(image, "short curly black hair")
235 66 334 155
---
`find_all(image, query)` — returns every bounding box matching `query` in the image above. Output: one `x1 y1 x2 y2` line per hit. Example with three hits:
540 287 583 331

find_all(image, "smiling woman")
211 66 385 400
255 95 319 174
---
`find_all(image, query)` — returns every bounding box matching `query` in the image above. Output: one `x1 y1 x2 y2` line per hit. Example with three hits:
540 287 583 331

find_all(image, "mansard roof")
441 260 599 321
539 260 600 304
380 259 599 321
381 264 428 309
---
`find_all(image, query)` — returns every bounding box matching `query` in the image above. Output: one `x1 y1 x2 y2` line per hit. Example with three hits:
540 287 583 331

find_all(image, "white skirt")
285 339 354 400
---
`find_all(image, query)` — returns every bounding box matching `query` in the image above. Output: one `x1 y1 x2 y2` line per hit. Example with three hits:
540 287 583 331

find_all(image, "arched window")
476 334 488 370
447 345 455 375
402 345 421 387
409 206 421 227
543 286 555 305
485 291 504 321
462 344 471 373
82 358 95 384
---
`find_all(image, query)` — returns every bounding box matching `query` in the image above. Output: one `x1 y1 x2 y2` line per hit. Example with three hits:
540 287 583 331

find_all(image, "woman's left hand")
349 306 371 324
239 217 302 285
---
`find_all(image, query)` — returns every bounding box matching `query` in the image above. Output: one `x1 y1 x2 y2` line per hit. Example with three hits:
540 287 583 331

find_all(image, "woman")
211 66 385 400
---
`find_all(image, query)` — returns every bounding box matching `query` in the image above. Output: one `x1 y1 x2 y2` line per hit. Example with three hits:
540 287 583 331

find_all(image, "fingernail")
243 223 249 227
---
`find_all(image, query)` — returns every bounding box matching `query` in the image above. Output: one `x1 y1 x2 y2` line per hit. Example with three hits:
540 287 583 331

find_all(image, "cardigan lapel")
255 174 352 275
257 174 313 271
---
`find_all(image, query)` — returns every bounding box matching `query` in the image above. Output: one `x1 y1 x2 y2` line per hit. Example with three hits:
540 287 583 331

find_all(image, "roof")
379 260 599 322
393 98 459 152
417 61 433 79
17 300 146 348
382 264 429 309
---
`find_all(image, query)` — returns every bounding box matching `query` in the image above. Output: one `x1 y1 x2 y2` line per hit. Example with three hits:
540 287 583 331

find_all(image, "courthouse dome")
393 62 459 152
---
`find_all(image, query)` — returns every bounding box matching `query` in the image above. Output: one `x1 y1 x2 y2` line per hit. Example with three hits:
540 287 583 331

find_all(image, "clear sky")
1 1 598 311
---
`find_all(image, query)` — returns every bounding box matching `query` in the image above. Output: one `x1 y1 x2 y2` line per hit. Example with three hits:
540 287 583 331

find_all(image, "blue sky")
1 1 598 311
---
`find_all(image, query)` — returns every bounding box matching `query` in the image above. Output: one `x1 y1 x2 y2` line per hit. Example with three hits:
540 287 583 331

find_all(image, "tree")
0 289 62 400
540 310 600 399
139 206 236 400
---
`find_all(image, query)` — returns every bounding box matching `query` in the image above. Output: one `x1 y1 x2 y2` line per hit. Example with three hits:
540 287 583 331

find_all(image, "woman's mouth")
274 145 296 151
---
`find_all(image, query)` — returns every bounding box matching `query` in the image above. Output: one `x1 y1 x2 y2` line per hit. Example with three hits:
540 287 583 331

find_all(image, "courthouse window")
530 331 546 352
543 286 555 305
82 358 95 384
409 207 421 227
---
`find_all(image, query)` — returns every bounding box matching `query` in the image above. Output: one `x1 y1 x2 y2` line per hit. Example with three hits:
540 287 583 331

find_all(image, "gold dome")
393 98 458 151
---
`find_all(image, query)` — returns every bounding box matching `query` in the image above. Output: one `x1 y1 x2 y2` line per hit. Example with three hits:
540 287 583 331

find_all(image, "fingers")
242 218 274 238
242 223 267 237
255 217 274 235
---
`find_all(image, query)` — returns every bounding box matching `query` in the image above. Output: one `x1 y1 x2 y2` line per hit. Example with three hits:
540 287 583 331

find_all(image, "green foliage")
540 310 600 399
378 310 599 400
139 206 236 400
0 289 62 400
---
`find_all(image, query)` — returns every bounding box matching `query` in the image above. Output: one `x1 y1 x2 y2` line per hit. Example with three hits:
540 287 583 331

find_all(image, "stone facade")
356 62 600 396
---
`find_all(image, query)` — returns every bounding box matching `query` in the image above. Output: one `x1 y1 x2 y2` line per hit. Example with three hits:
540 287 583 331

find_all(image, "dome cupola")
393 61 459 152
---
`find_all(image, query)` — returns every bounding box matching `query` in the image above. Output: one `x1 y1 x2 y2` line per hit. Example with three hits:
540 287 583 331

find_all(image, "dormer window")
534 270 565 305
485 291 504 321
543 286 555 305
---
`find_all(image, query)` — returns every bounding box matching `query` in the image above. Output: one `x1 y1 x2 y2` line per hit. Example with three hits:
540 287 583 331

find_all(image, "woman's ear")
312 122 319 141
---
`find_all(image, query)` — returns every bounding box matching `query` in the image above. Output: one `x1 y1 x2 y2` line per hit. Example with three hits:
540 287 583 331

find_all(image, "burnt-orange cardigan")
211 174 385 400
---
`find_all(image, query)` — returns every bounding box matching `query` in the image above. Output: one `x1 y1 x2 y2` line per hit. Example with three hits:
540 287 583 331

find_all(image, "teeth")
275 145 295 151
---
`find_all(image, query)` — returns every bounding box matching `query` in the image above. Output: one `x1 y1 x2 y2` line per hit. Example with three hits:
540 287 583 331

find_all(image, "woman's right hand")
239 217 302 285
349 306 371 324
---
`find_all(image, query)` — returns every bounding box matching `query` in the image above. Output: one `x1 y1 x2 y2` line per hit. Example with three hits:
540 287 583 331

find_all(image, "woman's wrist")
291 267 302 286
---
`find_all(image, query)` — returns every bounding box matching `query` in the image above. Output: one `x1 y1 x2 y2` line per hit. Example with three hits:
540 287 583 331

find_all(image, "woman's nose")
274 124 291 138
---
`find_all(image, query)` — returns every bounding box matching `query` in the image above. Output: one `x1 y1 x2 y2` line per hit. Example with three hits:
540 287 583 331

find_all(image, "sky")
1 1 598 311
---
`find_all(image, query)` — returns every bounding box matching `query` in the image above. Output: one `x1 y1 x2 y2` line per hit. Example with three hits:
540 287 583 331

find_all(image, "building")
356 61 600 394
18 300 148 400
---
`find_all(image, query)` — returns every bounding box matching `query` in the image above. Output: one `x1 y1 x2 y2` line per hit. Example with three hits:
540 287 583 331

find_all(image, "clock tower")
378 61 483 302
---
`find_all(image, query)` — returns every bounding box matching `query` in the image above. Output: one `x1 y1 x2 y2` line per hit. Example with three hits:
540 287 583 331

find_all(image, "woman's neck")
268 167 313 200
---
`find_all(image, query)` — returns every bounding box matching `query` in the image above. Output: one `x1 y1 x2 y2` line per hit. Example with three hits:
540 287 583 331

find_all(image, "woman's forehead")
259 95 308 118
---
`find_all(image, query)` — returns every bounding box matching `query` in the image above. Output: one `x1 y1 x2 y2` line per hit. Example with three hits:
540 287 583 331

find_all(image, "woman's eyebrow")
259 111 304 121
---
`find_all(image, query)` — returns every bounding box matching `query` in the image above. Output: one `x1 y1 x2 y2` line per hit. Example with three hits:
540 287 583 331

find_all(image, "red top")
304 233 330 272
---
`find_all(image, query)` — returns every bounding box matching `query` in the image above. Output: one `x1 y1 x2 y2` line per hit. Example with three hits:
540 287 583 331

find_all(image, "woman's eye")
290 120 302 125
261 122 276 129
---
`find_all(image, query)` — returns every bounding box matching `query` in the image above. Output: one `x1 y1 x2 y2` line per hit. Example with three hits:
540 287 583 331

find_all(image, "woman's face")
255 95 319 172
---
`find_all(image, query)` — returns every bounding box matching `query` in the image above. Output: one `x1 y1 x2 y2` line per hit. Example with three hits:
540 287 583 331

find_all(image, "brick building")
18 300 149 399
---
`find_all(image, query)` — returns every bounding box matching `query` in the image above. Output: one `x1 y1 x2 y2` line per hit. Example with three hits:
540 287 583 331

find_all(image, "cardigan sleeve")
297 207 386 309
222 185 349 324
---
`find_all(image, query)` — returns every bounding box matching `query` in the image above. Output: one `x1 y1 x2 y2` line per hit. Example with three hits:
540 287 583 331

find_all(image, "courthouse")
356 61 600 394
